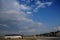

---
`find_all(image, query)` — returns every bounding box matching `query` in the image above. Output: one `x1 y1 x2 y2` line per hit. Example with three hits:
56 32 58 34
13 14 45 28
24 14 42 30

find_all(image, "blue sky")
0 0 60 35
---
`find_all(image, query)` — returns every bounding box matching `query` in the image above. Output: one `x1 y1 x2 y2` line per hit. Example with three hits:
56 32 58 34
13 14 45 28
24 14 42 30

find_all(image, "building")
4 34 22 39
39 31 60 37
56 31 60 37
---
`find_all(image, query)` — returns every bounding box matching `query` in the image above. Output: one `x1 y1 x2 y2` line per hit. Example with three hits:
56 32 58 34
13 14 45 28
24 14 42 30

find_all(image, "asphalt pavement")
37 37 60 40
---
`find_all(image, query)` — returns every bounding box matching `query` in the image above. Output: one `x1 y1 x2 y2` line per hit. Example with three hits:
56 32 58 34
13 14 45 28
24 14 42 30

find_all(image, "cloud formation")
16 0 53 14
34 1 52 12
0 0 42 34
0 24 8 27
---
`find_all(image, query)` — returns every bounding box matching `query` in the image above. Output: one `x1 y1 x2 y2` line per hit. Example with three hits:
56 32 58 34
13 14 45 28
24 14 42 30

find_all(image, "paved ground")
37 37 60 40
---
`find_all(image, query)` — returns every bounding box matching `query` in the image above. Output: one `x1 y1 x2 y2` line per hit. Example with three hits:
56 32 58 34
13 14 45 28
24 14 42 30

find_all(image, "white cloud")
14 1 19 6
45 2 52 6
28 29 36 32
34 3 45 12
36 1 41 5
4 10 19 14
0 0 43 34
20 5 31 10
27 12 32 14
23 26 29 29
34 1 53 12
38 23 43 27
26 0 31 3
0 24 8 27
14 1 31 11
